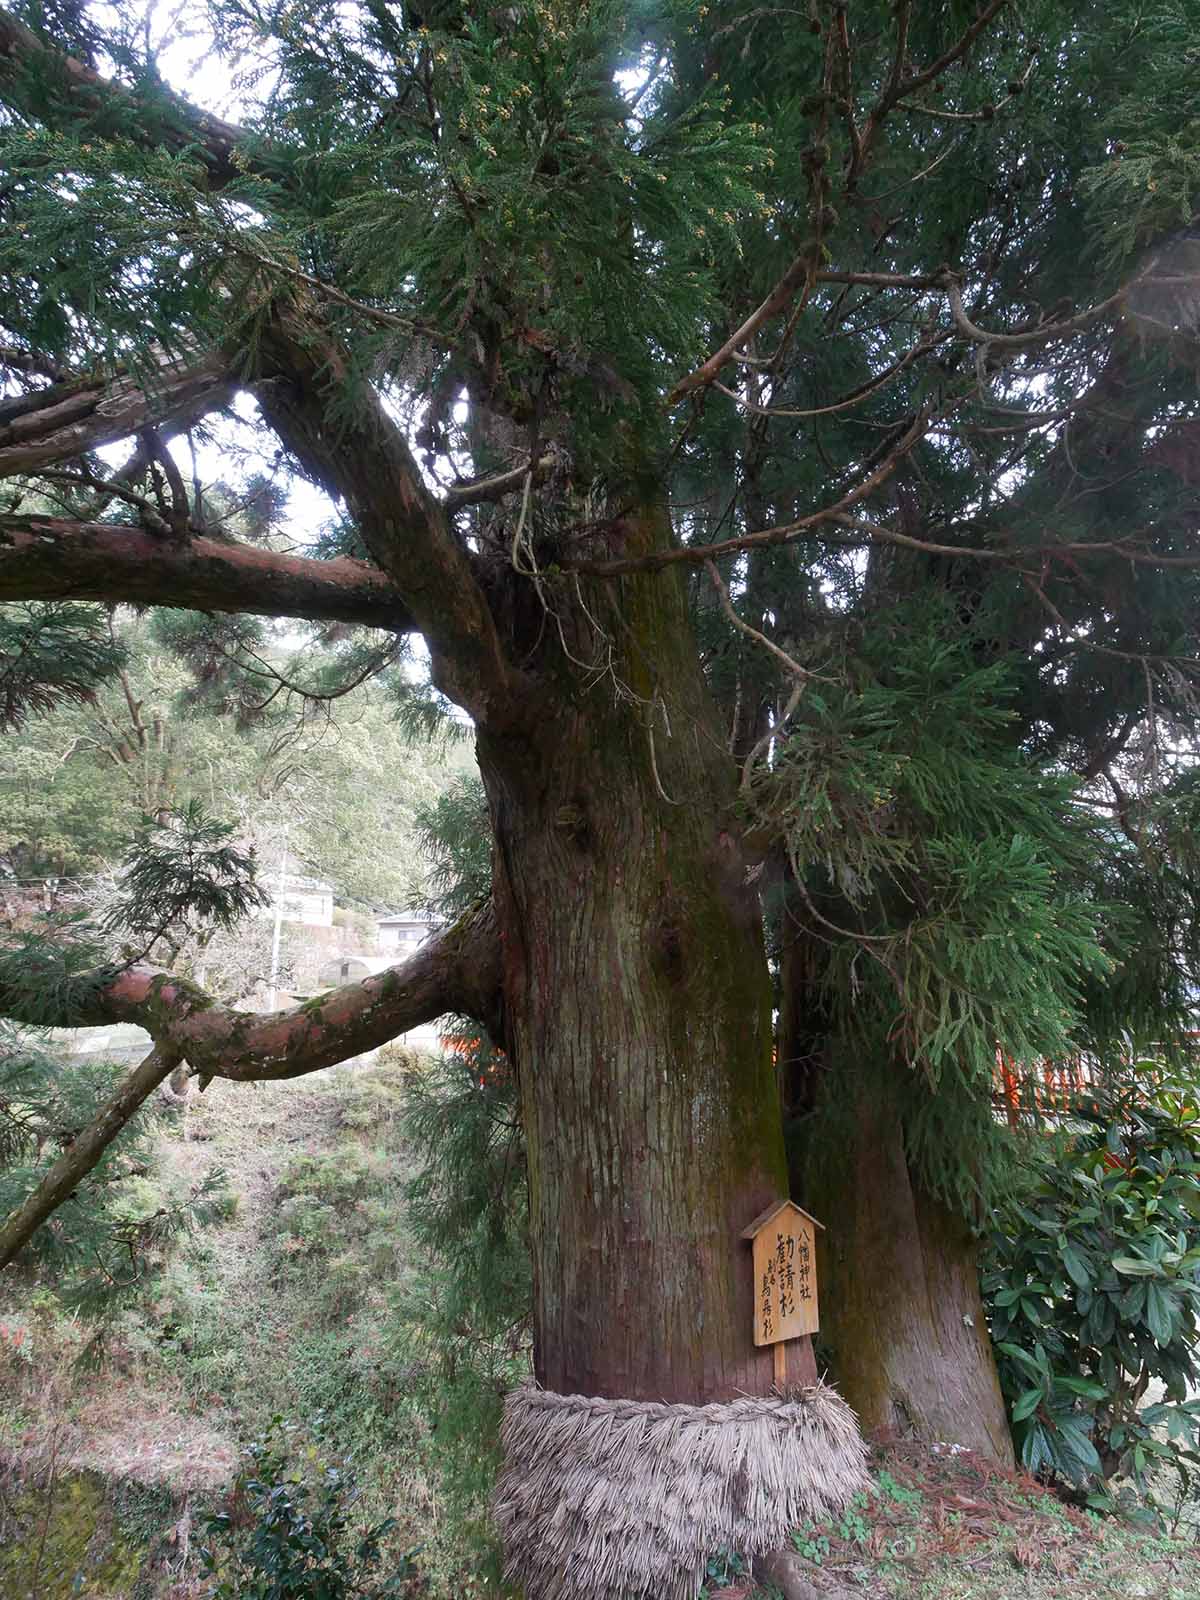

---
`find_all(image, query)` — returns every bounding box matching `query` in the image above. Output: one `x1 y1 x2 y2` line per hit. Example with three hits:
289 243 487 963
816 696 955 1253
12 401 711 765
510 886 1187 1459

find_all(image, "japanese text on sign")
744 1201 820 1345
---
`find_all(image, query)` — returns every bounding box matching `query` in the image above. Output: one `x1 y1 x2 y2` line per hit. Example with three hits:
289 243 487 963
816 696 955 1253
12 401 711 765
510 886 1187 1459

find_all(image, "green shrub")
277 1147 376 1208
981 1063 1200 1504
265 1121 411 1334
201 1417 421 1599
331 1052 433 1133
378 1037 530 1579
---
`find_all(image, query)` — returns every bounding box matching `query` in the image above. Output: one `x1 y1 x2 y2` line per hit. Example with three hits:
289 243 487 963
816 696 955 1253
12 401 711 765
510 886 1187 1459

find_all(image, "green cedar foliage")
385 1043 526 1578
0 1024 229 1307
384 775 524 1570
0 605 465 907
0 602 126 731
101 797 269 963
0 910 116 1026
412 773 492 923
0 799 266 1021
759 605 1121 1213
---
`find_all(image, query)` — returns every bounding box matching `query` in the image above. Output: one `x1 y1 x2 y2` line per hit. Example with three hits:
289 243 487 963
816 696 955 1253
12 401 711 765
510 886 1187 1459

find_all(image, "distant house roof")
376 908 432 926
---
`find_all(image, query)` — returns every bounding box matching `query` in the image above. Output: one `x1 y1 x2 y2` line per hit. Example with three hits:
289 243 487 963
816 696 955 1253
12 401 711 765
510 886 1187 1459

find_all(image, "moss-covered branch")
0 901 501 1269
0 899 501 1082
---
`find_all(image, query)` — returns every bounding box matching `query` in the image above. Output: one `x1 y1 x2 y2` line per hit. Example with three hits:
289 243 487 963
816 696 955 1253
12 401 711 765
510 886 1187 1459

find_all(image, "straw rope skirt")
493 1381 868 1600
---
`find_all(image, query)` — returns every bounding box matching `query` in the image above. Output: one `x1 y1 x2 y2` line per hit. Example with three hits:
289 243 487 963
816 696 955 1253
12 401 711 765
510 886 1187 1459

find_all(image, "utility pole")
267 828 289 1012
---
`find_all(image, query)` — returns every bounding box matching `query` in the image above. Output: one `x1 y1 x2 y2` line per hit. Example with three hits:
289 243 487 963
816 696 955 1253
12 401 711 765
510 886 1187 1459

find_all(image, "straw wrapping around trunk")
493 1381 869 1600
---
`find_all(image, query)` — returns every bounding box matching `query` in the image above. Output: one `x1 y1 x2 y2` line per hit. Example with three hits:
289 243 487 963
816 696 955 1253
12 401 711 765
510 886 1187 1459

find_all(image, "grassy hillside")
2 1057 1199 1599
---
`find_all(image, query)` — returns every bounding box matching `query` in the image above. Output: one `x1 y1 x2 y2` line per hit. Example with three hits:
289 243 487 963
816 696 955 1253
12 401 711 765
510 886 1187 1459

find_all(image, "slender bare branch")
944 278 1126 350
827 513 1200 574
714 330 949 420
140 425 192 535
892 0 1013 107
668 255 814 403
444 454 557 510
705 559 815 685
38 468 172 533
570 409 933 575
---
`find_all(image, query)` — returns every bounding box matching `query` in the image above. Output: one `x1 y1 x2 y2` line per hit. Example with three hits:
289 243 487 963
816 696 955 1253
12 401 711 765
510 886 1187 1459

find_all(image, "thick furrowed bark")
807 1072 1014 1466
0 1045 180 1270
779 880 1013 1464
0 517 414 631
480 511 789 1403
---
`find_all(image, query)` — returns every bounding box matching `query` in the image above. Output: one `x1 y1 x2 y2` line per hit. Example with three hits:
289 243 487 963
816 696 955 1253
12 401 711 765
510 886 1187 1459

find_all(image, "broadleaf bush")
981 1063 1200 1505
201 1417 422 1599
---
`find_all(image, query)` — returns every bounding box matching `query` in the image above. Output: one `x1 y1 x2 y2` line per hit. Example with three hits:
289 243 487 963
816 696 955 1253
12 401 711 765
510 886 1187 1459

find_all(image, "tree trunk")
778 887 1014 1465
805 1071 1014 1467
477 512 789 1402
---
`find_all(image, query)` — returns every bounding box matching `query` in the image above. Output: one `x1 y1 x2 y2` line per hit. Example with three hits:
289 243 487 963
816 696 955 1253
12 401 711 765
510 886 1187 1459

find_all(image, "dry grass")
740 1442 1200 1600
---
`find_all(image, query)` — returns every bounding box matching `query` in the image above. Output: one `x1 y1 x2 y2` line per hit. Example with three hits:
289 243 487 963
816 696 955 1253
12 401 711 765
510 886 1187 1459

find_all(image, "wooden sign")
741 1200 822 1346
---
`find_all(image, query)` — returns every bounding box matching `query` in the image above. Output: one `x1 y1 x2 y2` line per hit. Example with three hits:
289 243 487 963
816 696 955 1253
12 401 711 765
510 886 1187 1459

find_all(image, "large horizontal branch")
0 898 502 1080
0 517 415 630
0 901 502 1269
0 324 528 709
